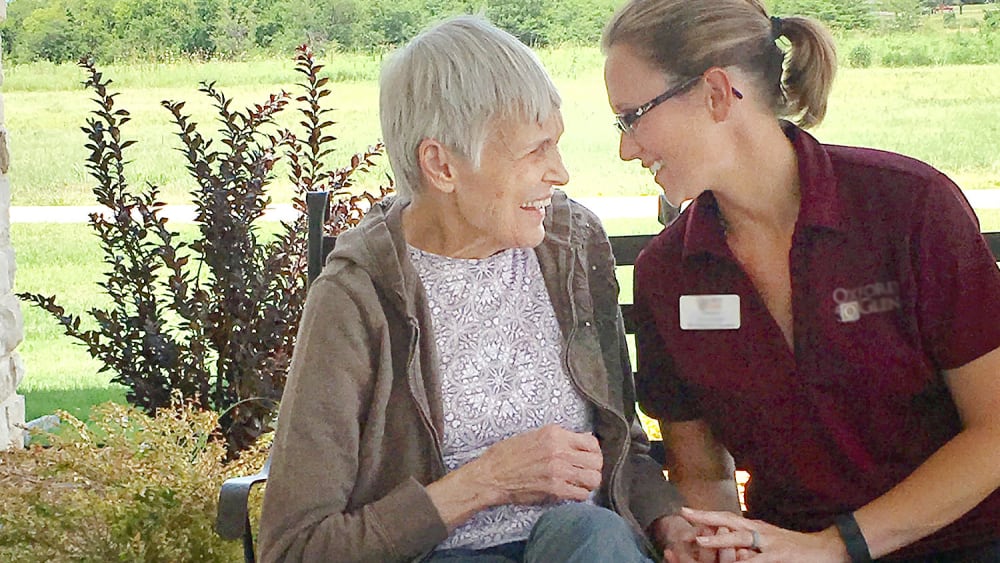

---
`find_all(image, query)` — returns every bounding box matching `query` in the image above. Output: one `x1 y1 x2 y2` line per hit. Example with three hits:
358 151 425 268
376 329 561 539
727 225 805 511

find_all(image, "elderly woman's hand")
470 424 604 506
681 507 849 562
651 513 759 563
427 424 604 530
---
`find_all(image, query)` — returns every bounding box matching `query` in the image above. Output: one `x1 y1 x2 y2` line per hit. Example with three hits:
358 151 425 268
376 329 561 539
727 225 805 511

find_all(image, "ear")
417 138 458 194
702 67 740 123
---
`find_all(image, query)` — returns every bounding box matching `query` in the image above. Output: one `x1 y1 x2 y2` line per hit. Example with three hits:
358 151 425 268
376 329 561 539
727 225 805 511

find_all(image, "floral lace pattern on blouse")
409 245 594 551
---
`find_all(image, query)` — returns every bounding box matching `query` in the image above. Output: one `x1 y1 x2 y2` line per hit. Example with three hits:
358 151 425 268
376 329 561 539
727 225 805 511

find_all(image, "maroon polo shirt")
634 124 1000 558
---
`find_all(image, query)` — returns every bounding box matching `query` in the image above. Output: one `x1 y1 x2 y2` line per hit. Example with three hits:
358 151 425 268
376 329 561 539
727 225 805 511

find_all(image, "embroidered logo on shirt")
832 281 901 323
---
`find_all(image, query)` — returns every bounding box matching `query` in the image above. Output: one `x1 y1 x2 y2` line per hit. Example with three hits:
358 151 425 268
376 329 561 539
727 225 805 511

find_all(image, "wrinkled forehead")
487 111 564 146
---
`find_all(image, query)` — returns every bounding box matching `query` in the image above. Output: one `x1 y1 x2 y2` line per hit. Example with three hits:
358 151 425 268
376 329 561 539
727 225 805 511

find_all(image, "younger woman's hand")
681 507 848 562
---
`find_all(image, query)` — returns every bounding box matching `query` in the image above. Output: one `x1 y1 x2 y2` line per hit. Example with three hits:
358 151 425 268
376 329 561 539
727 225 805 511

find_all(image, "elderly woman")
258 16 692 563
602 0 1000 561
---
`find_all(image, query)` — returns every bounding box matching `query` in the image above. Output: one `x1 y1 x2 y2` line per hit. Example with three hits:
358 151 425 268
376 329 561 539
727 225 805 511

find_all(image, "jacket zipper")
560 249 634 527
404 320 447 478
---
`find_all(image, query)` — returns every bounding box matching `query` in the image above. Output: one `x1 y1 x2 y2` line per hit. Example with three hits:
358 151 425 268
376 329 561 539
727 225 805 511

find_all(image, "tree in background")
769 0 875 29
0 0 628 63
881 0 925 31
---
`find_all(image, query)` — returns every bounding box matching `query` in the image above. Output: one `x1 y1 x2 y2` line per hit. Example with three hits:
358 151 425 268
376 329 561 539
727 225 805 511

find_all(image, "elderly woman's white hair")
379 15 562 198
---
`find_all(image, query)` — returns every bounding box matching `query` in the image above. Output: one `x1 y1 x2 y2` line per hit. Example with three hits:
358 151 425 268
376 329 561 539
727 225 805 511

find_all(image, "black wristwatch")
833 512 873 563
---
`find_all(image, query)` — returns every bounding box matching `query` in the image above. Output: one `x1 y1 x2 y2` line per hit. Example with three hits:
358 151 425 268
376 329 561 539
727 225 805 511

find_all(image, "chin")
517 227 547 249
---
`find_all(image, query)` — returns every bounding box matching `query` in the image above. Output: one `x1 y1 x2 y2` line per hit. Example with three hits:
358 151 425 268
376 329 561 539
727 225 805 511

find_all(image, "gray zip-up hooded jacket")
259 190 684 562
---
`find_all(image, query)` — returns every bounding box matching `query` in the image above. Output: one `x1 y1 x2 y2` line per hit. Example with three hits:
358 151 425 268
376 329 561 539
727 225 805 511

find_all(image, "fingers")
695 525 715 562
534 425 603 477
480 425 605 504
536 424 601 453
717 527 737 563
682 506 748 529
694 528 759 552
566 429 602 453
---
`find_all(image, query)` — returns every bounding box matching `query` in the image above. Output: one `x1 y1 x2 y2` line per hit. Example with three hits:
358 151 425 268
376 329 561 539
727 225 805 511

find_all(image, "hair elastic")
770 16 784 40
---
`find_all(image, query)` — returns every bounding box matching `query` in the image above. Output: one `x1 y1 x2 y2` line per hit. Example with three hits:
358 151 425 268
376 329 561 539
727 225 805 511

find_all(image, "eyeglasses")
613 75 744 135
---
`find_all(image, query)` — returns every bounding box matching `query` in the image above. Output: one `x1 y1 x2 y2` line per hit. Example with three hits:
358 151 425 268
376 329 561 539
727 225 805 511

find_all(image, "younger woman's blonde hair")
602 0 836 128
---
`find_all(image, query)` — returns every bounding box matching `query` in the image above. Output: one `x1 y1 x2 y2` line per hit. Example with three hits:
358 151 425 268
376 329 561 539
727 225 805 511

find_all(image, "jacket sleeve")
619 303 687 529
258 276 448 563
583 216 686 530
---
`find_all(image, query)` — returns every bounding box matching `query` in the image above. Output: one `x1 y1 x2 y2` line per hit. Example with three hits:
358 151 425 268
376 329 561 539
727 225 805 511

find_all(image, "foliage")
847 43 874 67
769 0 875 30
881 44 935 66
5 0 998 63
985 9 1000 31
17 46 389 456
0 400 271 562
0 0 626 63
880 0 925 32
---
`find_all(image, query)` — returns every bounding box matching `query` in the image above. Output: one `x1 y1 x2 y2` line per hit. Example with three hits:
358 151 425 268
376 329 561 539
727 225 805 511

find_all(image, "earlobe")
417 138 456 194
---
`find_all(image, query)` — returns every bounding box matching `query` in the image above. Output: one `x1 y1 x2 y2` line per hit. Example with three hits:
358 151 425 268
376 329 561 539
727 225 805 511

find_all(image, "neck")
402 195 500 259
713 119 801 239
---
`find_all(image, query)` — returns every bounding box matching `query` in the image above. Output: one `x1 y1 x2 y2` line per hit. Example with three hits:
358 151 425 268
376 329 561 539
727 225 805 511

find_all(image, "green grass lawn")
5 52 1000 206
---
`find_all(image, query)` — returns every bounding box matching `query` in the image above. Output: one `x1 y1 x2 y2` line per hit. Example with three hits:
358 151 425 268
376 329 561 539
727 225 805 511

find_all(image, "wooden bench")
216 190 1000 562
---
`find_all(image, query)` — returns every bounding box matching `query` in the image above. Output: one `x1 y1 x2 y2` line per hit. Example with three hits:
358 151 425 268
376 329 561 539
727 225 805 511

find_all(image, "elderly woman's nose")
547 150 570 185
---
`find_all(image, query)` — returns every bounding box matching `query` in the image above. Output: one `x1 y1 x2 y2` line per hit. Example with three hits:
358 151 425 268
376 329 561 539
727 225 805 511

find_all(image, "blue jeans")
425 503 654 562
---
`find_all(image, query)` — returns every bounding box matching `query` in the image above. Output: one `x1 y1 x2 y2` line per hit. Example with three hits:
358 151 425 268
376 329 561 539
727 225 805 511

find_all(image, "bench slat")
985 231 1000 261
610 234 653 266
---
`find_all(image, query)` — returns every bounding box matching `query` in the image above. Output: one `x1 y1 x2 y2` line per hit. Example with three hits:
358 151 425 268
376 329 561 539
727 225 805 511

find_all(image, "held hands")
650 514 750 563
679 507 849 563
471 424 604 505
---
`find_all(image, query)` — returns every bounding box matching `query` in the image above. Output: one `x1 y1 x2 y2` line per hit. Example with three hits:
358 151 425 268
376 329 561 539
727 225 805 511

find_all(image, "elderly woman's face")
448 112 569 257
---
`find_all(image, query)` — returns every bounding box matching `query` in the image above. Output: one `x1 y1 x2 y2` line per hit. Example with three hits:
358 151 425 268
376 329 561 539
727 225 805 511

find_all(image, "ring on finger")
750 529 762 551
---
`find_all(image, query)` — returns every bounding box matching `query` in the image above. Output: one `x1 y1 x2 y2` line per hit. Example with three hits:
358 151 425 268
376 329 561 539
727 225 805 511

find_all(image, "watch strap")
833 512 873 563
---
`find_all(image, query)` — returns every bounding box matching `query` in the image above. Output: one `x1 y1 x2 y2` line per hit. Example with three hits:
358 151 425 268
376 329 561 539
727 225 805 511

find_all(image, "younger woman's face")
604 44 715 207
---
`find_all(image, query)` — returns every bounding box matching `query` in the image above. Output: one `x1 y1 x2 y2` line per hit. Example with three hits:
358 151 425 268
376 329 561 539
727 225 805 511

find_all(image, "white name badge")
679 294 741 330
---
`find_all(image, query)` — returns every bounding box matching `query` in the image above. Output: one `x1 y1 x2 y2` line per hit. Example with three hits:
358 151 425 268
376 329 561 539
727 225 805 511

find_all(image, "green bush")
882 44 935 66
0 401 272 562
848 43 874 67
942 32 999 64
984 9 1000 32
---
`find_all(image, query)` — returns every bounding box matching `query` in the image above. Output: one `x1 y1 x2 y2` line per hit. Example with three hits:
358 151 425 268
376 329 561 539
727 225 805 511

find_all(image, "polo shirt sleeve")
633 263 701 422
914 172 1000 370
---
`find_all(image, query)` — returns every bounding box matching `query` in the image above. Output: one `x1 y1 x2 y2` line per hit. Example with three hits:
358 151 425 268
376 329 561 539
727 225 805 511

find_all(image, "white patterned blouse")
408 244 595 551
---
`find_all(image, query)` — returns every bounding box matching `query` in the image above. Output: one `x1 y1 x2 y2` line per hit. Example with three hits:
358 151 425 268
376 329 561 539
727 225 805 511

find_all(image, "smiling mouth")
520 197 552 210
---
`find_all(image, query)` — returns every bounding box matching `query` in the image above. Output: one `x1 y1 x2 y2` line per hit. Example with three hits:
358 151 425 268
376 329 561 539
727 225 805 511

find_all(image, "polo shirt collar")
681 191 728 260
788 121 847 233
680 121 847 260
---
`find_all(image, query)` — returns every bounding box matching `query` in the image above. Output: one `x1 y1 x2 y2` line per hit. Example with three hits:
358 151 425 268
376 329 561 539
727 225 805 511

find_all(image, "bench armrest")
216 456 271 540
